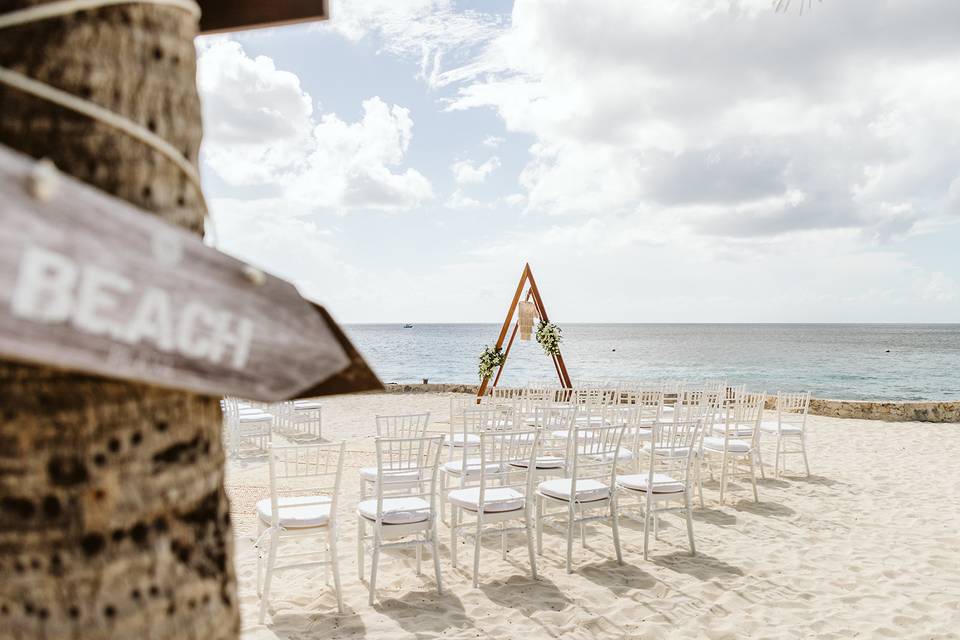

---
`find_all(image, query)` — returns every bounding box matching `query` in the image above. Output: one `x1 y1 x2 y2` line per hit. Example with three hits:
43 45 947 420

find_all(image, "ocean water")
343 324 960 401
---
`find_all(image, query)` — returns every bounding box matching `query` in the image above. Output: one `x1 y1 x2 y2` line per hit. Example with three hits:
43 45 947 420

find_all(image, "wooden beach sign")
0 144 381 401
199 0 329 34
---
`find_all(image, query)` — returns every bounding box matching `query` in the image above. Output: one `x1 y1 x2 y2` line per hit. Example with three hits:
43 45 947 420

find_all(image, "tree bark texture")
0 2 238 638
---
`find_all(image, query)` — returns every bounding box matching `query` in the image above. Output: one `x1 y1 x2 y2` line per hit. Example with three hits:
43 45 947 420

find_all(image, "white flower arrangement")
536 321 563 357
478 345 506 380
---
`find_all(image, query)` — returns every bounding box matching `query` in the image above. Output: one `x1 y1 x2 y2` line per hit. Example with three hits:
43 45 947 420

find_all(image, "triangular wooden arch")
477 263 572 398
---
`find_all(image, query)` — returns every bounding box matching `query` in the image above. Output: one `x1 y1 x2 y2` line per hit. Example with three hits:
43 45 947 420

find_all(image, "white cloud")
197 39 314 184
438 0 960 242
482 135 505 148
916 271 958 303
446 189 482 209
198 38 431 212
451 156 500 185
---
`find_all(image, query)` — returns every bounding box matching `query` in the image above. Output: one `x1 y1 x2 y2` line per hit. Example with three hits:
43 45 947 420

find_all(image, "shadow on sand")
652 551 744 580
374 589 468 639
733 499 795 518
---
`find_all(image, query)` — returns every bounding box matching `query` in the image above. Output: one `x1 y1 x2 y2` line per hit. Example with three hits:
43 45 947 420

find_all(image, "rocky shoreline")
376 382 960 423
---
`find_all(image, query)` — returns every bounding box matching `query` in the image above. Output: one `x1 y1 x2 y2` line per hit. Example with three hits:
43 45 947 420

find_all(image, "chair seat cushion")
702 436 752 453
444 433 481 447
509 455 566 470
442 458 502 476
641 445 692 458
239 412 273 423
617 473 685 494
257 496 331 528
358 466 422 482
538 478 609 503
448 487 525 513
294 400 322 410
551 429 595 440
589 448 636 463
711 425 754 437
357 497 431 524
760 421 802 434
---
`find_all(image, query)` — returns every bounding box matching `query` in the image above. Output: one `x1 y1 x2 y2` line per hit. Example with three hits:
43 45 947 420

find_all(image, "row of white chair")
253 386 811 619
221 397 323 458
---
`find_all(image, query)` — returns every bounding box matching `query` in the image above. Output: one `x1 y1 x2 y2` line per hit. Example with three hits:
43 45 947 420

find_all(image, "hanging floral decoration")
478 345 507 380
536 321 562 357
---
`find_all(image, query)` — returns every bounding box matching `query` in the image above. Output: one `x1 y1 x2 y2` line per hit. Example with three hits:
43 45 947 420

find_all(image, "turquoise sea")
344 323 960 401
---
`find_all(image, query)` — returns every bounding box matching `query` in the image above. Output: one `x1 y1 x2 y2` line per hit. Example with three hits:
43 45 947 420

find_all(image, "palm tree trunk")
0 2 238 638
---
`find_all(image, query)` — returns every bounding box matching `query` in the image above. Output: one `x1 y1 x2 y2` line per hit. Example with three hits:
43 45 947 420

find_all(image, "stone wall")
381 383 960 423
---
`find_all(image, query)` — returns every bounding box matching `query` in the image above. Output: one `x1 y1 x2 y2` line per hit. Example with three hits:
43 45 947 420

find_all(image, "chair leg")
749 452 759 503
756 436 766 479
697 456 705 508
439 473 447 524
684 491 696 556
536 496 544 555
431 519 443 595
450 506 458 568
500 522 507 560
258 530 279 624
565 503 575 574
774 436 782 478
642 495 652 561
719 451 728 505
256 522 265 597
368 537 380 606
329 528 344 614
525 512 538 580
473 517 483 589
610 496 623 565
416 534 423 576
801 435 811 477
357 516 365 581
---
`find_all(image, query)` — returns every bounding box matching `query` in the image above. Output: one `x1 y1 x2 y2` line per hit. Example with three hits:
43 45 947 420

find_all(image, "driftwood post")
0 3 238 638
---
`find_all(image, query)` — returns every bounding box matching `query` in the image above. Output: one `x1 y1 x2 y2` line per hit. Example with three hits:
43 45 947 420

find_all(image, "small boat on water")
403 323 414 328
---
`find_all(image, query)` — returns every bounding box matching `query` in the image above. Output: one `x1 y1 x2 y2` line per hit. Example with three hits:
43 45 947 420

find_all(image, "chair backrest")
604 404 641 427
375 412 430 438
371 434 444 522
464 406 516 433
568 423 627 494
647 420 702 487
266 441 346 529
717 391 765 445
492 387 524 400
635 390 663 423
222 396 240 425
450 394 479 425
475 429 541 508
777 391 810 427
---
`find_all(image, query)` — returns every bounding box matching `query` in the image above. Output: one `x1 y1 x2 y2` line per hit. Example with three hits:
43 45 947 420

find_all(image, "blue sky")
196 0 960 324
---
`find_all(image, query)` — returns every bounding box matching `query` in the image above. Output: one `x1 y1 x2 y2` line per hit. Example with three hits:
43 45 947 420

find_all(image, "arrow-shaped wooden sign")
0 144 381 401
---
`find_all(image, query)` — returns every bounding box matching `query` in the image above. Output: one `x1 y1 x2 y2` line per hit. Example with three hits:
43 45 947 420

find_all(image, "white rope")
0 0 199 30
0 67 202 192
0 0 204 197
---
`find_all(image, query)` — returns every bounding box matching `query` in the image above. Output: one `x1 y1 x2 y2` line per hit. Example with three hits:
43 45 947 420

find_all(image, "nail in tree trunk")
0 2 239 638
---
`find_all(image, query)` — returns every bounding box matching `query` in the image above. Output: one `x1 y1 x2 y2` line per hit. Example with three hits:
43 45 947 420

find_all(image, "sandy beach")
228 393 960 639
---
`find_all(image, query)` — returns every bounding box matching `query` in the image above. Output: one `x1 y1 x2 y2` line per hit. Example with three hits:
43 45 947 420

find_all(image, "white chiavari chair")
449 429 541 587
759 391 811 477
534 422 627 573
701 391 765 504
256 441 345 621
617 419 702 559
357 434 445 605
359 413 431 501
